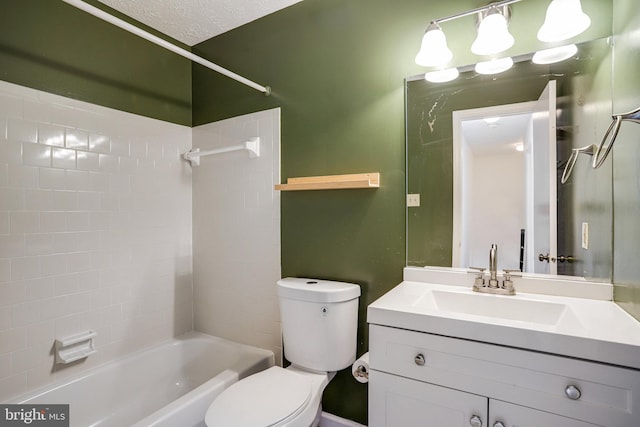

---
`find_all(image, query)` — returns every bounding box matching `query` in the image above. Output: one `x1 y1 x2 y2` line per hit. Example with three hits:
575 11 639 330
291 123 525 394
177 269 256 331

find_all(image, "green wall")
612 0 640 320
0 0 192 126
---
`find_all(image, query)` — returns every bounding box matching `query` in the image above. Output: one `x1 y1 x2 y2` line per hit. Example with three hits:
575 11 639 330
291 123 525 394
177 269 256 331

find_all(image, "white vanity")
367 267 640 427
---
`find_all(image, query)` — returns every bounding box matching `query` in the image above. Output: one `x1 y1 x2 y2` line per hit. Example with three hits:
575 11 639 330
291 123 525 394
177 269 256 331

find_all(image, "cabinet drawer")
370 325 640 427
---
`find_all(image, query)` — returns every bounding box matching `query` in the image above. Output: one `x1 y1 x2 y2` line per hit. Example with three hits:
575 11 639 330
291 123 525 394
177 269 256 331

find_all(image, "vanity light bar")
430 0 524 25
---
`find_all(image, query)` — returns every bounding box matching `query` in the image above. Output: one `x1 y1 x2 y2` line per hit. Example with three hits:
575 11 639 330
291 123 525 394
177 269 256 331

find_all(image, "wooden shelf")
275 172 380 191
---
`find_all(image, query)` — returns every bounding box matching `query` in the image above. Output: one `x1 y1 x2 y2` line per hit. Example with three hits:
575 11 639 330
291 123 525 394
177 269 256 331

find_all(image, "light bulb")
475 57 514 75
415 22 453 67
532 44 578 64
537 0 591 42
471 10 515 56
424 68 460 83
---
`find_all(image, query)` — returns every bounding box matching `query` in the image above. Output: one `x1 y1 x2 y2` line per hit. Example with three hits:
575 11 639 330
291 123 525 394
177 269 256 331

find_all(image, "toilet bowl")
204 278 361 427
205 366 332 427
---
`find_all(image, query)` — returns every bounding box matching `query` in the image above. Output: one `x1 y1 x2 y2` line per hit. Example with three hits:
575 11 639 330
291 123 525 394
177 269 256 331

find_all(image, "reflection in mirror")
406 38 613 281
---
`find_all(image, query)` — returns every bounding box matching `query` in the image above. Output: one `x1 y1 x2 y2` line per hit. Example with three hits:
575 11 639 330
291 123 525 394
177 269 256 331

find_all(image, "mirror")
406 38 613 281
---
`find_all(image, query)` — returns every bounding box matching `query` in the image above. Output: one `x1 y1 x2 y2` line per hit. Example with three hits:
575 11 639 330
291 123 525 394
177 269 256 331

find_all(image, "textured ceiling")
98 0 304 46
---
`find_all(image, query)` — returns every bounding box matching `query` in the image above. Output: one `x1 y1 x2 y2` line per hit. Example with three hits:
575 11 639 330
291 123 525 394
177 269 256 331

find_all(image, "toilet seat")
205 366 312 427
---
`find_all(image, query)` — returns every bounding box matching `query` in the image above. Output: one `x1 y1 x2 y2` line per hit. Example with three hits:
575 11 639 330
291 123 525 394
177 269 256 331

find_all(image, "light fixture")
483 117 500 124
475 57 514 75
532 44 578 64
537 0 591 42
471 5 515 56
424 68 460 83
515 142 525 152
415 22 453 67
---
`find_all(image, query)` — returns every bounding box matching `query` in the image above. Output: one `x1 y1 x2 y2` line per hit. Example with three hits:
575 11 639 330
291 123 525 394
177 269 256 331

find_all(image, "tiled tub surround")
192 108 282 365
0 80 193 400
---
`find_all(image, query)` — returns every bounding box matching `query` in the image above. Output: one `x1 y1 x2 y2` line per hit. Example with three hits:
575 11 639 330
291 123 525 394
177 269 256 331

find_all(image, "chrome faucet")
489 243 498 288
467 243 519 295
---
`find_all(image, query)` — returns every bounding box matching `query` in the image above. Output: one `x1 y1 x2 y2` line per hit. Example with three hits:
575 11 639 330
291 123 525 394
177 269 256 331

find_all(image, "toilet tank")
277 278 361 372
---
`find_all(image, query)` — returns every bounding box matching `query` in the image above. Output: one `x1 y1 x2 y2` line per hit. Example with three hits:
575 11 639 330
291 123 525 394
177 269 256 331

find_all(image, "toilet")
205 277 361 427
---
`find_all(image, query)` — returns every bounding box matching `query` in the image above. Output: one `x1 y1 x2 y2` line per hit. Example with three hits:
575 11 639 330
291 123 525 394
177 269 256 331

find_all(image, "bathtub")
10 332 274 427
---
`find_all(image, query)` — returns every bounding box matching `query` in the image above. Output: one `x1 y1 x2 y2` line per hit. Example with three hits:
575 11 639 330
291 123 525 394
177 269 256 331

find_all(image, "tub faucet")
489 244 498 288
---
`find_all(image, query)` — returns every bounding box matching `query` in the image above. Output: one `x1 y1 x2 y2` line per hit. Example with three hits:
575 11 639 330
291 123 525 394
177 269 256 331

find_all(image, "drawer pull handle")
565 385 582 400
469 415 483 427
493 422 505 427
414 353 426 366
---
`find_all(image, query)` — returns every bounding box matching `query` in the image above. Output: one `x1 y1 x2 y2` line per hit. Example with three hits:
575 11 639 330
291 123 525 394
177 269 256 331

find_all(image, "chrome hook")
593 106 640 169
561 144 596 184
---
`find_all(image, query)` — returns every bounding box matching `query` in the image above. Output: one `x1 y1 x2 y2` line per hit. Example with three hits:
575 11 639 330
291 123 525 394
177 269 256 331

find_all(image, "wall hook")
561 144 596 184
592 107 640 169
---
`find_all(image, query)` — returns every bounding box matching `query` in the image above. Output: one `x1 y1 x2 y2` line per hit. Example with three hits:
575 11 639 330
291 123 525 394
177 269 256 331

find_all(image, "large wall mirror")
406 37 613 281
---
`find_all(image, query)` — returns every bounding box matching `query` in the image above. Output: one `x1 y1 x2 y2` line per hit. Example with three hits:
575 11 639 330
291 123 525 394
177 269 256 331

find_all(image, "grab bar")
561 144 596 184
592 107 640 169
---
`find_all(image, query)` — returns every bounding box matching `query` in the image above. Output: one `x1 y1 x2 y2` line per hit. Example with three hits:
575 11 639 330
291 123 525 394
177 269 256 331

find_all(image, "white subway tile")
0 141 23 164
0 353 9 379
66 212 90 232
75 232 100 252
0 374 26 402
77 150 99 171
0 213 8 235
23 100 50 124
0 327 25 354
51 147 77 169
0 235 26 258
54 274 77 296
89 212 109 231
10 212 39 234
39 167 66 190
89 172 109 192
1 188 24 211
76 192 100 211
52 191 76 211
8 163 38 188
24 189 54 211
10 257 41 281
0 164 7 187
39 212 66 232
7 119 37 143
110 137 130 157
25 234 54 257
64 128 88 150
89 133 110 153
11 299 43 328
11 342 51 373
22 143 51 167
24 277 54 301
118 156 137 173
64 170 92 191
40 254 67 277
75 270 100 292
37 124 64 147
0 260 9 284
130 140 147 158
66 252 92 273
98 153 118 172
0 282 26 307
0 93 22 119
50 104 78 128
25 321 54 347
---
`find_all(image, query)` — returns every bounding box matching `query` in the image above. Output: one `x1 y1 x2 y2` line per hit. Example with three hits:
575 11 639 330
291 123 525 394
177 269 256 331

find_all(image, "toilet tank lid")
277 278 361 303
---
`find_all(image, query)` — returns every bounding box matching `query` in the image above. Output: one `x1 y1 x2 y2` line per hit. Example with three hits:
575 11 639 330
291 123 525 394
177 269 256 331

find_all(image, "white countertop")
367 269 640 370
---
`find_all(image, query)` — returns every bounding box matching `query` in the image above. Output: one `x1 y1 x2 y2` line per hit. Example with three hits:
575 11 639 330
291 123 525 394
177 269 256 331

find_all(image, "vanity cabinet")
368 325 640 427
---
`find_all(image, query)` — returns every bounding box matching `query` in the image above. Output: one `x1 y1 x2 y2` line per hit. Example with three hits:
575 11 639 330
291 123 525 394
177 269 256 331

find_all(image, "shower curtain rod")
60 0 271 95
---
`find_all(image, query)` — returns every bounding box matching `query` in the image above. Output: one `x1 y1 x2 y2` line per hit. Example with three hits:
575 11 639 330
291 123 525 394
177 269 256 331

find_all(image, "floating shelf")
275 173 380 191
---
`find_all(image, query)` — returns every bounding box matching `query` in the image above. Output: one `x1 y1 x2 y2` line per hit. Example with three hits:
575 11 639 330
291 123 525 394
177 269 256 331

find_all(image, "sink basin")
428 290 567 325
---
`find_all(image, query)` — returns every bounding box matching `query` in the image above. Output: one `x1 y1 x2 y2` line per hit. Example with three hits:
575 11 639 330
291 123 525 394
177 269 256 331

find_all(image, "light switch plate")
407 194 420 207
582 222 589 250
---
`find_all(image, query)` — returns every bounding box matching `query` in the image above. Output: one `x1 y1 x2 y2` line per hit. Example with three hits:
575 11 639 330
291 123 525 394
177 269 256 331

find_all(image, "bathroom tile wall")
192 108 282 365
0 80 193 401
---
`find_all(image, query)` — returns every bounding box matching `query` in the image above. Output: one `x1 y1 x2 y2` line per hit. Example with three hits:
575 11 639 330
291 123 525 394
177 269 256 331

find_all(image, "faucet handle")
467 267 486 287
502 269 521 294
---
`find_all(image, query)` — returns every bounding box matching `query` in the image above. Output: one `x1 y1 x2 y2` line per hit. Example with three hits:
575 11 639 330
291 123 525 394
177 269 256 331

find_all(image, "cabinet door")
370 370 488 427
490 399 602 427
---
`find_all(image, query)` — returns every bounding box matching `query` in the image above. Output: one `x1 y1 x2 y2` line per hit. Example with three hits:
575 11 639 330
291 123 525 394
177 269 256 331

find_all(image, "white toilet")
205 277 361 427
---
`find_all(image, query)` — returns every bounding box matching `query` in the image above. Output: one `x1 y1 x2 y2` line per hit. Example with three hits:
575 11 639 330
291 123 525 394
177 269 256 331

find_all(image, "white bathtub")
10 332 274 427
